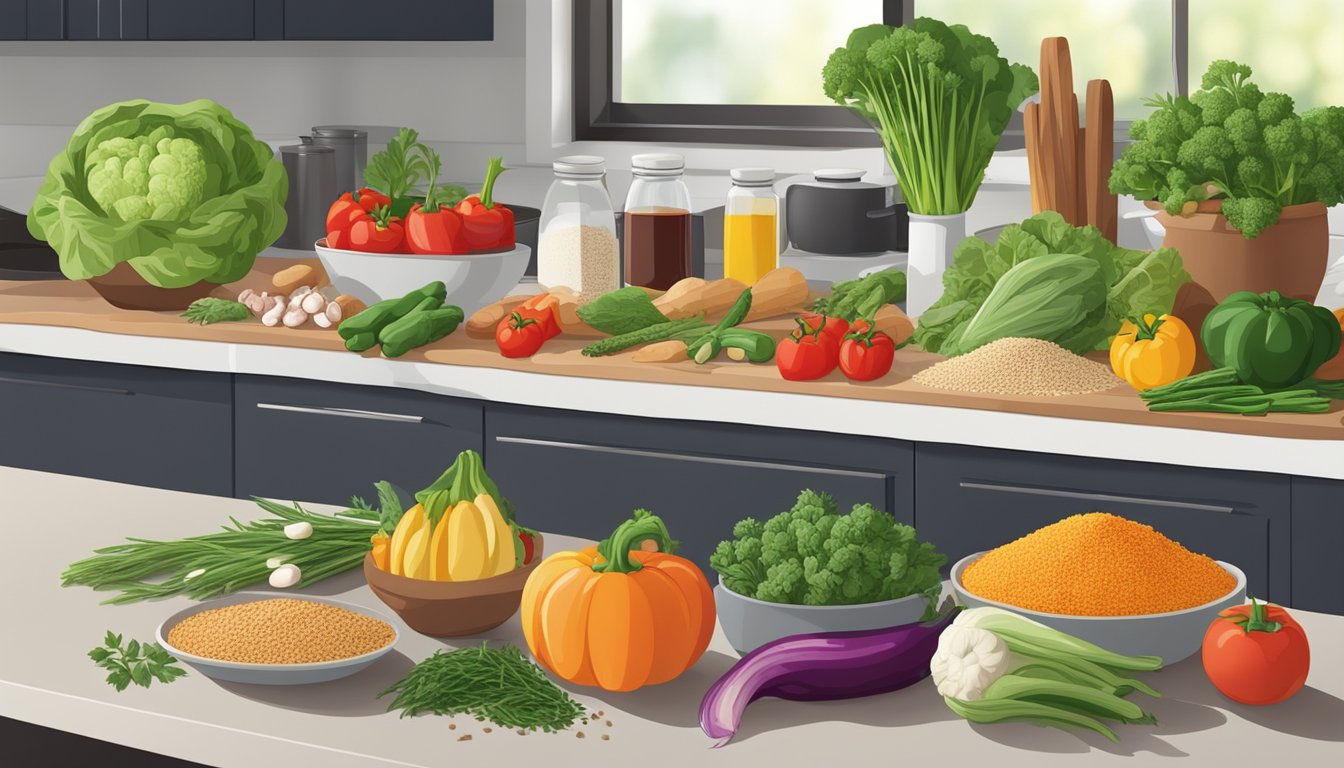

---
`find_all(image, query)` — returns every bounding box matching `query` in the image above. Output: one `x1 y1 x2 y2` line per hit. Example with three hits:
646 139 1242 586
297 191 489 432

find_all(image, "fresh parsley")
90 631 187 692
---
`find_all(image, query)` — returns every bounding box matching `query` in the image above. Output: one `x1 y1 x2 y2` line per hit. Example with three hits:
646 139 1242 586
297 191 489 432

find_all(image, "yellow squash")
474 493 518 577
1110 313 1196 391
446 501 491 580
388 503 429 576
402 525 433 579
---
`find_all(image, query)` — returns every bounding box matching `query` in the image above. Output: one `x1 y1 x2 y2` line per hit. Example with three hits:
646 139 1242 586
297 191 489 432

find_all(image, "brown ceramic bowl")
362 534 544 637
87 262 216 310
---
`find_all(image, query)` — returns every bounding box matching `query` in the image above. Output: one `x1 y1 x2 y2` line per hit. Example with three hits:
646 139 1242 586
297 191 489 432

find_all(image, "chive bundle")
61 498 381 604
379 643 587 733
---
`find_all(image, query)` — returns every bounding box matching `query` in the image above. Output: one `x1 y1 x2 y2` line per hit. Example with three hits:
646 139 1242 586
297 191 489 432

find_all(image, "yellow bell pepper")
1110 313 1196 391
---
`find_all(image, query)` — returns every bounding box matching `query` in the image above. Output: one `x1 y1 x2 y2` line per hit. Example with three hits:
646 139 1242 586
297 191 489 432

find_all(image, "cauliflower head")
85 126 207 222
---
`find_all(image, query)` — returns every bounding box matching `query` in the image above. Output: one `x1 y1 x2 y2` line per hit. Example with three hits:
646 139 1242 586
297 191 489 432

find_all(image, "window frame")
574 0 1194 148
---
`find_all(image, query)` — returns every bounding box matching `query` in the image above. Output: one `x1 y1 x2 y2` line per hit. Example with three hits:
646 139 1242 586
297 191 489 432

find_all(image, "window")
575 0 1344 146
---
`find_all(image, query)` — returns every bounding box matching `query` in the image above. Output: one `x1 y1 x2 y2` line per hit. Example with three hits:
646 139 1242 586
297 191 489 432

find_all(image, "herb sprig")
180 297 251 325
380 643 586 732
90 632 187 691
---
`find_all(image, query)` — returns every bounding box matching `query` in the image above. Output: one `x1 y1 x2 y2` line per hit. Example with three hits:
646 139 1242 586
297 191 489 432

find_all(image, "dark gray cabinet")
914 443 1292 603
0 352 232 496
233 375 483 508
484 404 914 573
14 0 492 40
1290 477 1344 615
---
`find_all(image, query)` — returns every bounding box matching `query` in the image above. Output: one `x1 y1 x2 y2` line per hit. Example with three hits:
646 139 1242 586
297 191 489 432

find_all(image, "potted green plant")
823 19 1038 317
1110 60 1344 306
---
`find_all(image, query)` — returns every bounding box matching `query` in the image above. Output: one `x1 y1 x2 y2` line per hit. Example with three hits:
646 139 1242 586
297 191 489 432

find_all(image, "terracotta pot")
86 262 216 311
1152 200 1329 304
362 534 545 638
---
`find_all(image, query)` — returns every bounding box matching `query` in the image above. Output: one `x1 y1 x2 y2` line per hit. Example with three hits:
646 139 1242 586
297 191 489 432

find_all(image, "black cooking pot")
782 169 908 255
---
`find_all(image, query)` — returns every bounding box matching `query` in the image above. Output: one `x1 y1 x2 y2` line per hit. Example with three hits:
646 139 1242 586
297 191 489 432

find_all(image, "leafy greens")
913 212 1191 356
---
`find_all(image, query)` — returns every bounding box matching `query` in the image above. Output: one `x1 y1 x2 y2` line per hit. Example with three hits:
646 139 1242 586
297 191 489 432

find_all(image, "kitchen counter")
1 263 1342 482
3 466 1343 767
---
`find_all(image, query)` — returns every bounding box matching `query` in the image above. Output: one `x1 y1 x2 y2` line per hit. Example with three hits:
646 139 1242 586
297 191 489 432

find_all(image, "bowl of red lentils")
156 593 400 685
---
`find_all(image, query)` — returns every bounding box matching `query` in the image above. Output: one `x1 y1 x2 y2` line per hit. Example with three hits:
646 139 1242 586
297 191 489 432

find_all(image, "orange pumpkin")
520 510 714 692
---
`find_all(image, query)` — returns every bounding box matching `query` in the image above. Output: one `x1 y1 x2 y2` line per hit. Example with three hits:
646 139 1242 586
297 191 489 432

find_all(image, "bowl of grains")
157 594 399 685
951 512 1247 663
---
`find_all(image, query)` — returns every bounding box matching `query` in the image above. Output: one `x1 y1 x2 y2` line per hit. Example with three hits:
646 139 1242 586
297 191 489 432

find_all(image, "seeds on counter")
961 512 1237 616
166 598 395 664
912 337 1123 397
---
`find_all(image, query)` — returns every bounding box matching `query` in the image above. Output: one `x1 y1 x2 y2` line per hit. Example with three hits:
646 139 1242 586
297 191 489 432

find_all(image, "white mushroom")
269 563 302 589
300 291 327 315
312 311 332 329
311 300 343 329
261 296 286 327
282 306 309 328
325 301 343 324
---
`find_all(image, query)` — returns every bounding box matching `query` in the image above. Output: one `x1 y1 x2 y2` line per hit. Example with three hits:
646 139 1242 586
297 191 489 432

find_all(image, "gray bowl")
313 240 530 315
950 553 1246 664
156 592 399 685
715 578 931 656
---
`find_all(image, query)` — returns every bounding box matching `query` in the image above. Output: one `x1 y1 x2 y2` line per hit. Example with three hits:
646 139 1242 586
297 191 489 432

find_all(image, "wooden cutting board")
1 262 1341 441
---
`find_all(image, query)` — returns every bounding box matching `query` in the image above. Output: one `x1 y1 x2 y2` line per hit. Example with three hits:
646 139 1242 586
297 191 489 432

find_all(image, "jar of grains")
537 155 620 303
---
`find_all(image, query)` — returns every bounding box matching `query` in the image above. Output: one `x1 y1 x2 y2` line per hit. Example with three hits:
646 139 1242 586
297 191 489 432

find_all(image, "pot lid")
813 168 865 182
794 168 891 191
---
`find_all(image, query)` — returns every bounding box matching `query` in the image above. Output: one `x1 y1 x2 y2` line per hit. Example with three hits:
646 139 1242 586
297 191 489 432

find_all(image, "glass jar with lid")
623 153 692 290
537 155 620 303
723 168 778 285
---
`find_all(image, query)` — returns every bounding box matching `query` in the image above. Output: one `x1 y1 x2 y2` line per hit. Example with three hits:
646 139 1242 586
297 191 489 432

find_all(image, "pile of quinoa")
914 337 1123 396
167 598 395 664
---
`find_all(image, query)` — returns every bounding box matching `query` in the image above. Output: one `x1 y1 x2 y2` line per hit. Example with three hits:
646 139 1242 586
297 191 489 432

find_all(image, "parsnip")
653 277 747 320
872 304 915 346
631 339 690 363
466 295 531 339
745 267 810 322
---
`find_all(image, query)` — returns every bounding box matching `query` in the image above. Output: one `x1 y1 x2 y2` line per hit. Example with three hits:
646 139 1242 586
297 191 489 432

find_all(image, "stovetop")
0 204 61 280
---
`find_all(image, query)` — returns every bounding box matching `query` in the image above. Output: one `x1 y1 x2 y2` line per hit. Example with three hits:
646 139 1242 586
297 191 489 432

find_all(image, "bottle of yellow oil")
723 168 778 285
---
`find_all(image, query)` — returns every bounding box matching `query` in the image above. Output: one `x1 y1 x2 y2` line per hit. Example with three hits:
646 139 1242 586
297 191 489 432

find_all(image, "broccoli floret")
710 489 946 607
83 127 206 222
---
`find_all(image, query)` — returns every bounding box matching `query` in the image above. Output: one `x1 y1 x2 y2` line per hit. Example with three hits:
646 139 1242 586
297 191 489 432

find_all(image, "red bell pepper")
776 315 841 381
838 324 896 381
405 203 464 254
325 188 392 249
457 156 515 251
346 205 405 253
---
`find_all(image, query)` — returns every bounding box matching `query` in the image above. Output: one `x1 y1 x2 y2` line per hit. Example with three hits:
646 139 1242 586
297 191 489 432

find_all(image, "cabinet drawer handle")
494 436 887 480
957 481 1235 514
255 403 425 424
0 375 132 396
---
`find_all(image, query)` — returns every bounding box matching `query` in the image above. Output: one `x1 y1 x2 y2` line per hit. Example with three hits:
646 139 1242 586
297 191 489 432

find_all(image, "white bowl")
950 552 1246 664
157 592 399 685
314 240 530 315
714 578 932 656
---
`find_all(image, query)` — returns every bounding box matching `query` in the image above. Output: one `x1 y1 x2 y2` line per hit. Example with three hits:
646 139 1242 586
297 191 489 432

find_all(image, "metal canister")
309 126 369 195
277 144 337 250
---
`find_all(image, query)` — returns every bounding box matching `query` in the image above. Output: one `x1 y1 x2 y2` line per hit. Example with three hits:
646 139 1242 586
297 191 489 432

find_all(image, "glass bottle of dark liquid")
623 154 692 290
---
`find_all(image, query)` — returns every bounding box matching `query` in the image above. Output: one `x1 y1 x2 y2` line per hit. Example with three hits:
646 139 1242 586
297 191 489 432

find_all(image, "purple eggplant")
699 600 960 746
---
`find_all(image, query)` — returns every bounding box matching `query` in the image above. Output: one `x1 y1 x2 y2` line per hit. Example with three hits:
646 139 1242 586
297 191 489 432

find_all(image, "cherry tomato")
839 327 896 381
496 311 546 358
800 313 849 350
1202 598 1310 705
776 315 840 381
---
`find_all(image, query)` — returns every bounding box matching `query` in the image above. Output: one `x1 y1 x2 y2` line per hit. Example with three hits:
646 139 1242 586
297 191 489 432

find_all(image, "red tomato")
800 313 849 349
519 530 536 564
326 188 392 239
347 215 405 253
839 328 896 381
1202 598 1310 705
404 203 465 254
776 316 840 381
496 311 546 358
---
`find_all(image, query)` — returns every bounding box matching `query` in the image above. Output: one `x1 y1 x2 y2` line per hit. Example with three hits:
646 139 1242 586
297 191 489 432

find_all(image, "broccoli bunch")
85 124 208 222
711 489 946 609
1110 59 1344 238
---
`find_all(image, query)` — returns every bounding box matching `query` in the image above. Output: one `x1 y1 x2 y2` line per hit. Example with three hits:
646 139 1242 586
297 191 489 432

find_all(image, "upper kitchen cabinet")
13 0 493 41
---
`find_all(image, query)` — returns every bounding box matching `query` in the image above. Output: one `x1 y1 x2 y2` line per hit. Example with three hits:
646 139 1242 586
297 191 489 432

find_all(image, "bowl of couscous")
949 512 1247 663
156 593 400 685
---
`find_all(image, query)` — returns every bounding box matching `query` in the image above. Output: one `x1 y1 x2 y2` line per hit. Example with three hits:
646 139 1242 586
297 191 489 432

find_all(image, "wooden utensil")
1085 79 1118 243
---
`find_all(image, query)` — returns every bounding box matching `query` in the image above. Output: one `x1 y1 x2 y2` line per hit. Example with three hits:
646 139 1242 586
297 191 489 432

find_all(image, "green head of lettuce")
27 99 287 289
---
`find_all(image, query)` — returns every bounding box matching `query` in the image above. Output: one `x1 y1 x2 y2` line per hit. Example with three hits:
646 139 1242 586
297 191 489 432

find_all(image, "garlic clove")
269 563 302 589
284 521 314 540
300 291 327 314
282 308 309 328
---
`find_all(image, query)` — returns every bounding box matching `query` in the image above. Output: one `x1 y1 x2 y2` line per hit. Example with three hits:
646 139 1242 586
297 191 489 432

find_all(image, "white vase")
906 212 966 318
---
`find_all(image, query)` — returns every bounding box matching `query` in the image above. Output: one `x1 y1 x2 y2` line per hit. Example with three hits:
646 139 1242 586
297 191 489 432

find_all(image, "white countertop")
3 466 1343 767
1 321 1342 480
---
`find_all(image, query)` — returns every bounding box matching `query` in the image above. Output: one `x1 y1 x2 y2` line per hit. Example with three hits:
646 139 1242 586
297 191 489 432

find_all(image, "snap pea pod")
581 316 707 357
339 282 447 351
688 289 764 364
379 303 465 358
